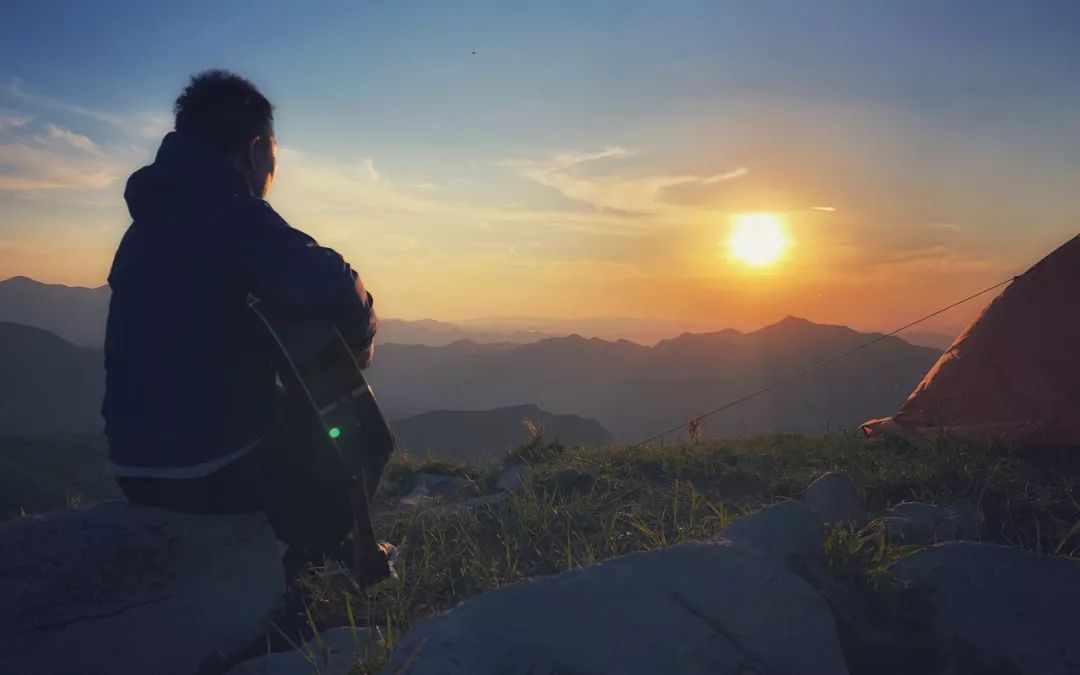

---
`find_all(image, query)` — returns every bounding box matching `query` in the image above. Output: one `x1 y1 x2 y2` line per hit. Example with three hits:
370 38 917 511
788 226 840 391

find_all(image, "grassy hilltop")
291 434 1080 673
3 431 1078 672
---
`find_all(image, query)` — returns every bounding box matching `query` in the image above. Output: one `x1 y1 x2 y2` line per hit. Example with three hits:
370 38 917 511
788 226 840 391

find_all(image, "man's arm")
237 202 377 363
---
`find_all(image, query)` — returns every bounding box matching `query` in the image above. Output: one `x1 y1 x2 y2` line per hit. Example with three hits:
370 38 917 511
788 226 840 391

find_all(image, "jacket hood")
124 132 252 221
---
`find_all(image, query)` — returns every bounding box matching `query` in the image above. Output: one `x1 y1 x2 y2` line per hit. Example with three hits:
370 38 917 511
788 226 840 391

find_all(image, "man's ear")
244 135 261 170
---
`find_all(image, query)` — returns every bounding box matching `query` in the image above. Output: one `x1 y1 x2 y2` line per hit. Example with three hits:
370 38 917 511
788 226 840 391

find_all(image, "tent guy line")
631 274 1021 448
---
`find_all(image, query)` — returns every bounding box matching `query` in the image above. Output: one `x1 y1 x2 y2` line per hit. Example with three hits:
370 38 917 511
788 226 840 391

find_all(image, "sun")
727 213 791 267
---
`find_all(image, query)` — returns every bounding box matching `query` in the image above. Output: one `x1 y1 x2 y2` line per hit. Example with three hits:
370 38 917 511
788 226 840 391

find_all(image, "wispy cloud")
361 157 379 182
273 146 651 243
0 87 156 192
503 147 748 215
5 79 170 139
0 113 32 131
0 118 132 192
0 142 121 190
810 205 836 212
37 123 105 156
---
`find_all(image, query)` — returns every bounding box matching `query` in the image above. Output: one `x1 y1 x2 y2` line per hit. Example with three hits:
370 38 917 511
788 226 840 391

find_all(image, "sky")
1 0 1078 334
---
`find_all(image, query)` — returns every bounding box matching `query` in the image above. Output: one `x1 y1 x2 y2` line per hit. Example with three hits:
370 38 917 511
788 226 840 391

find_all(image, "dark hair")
173 70 274 152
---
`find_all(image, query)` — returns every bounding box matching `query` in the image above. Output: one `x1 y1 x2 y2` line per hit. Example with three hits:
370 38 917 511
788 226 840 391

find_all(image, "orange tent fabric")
863 235 1080 448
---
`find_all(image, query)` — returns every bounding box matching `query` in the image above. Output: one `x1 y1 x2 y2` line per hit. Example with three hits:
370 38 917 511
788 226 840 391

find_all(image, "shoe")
348 537 397 588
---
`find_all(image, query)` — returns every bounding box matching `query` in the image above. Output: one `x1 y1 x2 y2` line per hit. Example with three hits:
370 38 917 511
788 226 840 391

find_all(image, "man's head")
174 70 277 198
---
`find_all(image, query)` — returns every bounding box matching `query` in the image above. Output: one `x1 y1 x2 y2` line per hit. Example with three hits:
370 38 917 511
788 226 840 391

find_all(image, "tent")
863 235 1080 448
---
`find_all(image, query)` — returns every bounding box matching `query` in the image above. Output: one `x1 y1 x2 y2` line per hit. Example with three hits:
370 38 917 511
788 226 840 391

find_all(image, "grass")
279 433 1080 673
0 435 120 519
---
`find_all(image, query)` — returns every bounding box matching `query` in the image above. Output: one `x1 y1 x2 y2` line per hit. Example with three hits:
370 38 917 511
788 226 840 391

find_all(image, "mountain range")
0 277 111 348
6 276 956 349
0 276 945 446
391 404 613 461
0 322 105 436
364 318 941 441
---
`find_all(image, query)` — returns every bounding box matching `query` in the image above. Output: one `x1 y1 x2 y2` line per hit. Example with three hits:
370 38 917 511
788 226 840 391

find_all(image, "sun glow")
727 213 791 267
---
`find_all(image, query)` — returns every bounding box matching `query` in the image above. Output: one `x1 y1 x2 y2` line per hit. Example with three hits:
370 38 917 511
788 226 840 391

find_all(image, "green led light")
328 427 342 439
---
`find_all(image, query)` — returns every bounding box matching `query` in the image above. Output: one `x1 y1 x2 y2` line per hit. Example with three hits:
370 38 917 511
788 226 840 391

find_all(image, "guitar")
248 298 395 586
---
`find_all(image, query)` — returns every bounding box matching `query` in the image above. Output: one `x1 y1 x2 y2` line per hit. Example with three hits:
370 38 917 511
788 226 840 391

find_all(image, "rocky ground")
4 434 1079 674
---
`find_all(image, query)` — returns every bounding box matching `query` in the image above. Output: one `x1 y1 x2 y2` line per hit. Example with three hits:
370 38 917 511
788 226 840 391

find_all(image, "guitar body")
249 301 395 585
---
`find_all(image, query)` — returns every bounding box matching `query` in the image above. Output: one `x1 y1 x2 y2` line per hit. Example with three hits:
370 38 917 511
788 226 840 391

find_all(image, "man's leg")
250 394 355 564
116 453 263 514
118 395 367 566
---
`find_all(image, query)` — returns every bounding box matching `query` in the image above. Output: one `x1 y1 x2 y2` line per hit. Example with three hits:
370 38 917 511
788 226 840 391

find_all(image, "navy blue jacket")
103 132 376 476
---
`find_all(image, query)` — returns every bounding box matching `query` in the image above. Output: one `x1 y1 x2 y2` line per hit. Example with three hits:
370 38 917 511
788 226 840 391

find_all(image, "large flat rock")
718 499 826 564
890 542 1080 675
0 501 285 675
383 541 849 675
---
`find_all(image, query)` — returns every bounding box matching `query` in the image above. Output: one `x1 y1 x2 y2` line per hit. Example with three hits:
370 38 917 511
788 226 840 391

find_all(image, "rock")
804 471 867 527
495 464 531 492
939 501 979 539
419 492 508 519
718 500 826 564
411 471 468 496
226 626 371 675
886 501 979 543
382 541 849 675
0 501 285 675
889 542 1080 675
398 472 468 510
397 488 436 510
885 501 938 541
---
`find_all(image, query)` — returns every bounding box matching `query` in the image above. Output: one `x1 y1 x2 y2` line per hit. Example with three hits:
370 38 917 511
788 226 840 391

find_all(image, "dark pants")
117 395 354 558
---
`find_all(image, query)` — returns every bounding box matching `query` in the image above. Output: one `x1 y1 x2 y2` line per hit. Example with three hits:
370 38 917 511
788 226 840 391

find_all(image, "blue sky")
2 1 1078 330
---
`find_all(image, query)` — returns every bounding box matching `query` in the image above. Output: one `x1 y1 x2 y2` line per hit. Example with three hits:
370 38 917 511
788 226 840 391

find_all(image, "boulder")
398 472 468 510
804 471 867 527
884 501 938 541
419 492 508 519
382 541 849 675
885 501 979 543
226 627 371 675
718 500 826 564
495 464 532 492
889 542 1080 675
0 501 285 675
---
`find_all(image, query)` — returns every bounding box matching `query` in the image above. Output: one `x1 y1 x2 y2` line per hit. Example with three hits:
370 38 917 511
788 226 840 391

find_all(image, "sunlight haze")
2 1 1078 335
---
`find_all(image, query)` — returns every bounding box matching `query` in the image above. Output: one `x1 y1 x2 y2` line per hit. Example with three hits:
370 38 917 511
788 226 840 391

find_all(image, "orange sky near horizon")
2 3 1077 338
0 196 1028 337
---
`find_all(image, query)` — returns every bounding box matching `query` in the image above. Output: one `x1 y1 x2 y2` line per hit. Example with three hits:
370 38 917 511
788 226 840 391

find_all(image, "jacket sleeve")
236 202 377 351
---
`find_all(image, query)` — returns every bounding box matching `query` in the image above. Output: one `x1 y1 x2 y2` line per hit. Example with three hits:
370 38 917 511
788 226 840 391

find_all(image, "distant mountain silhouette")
0 277 561 348
365 317 942 441
391 404 613 461
0 277 110 348
0 280 942 445
0 322 104 435
897 330 955 350
377 318 558 347
456 315 725 346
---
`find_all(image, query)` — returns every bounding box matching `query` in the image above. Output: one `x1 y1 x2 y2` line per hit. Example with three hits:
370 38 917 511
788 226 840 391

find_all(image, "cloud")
0 142 122 190
926 220 960 231
361 157 379 182
38 124 105 156
0 113 32 131
272 146 653 242
504 147 748 215
810 205 836 212
700 167 750 184
5 79 170 139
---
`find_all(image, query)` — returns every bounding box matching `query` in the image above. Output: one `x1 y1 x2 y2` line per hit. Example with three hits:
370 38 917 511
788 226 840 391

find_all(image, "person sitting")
102 70 385 573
